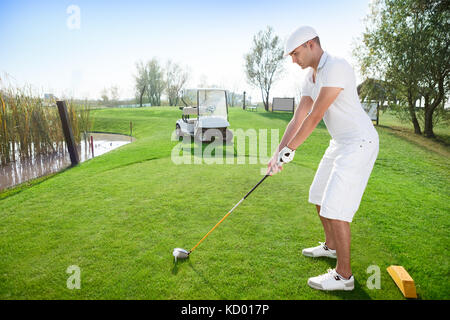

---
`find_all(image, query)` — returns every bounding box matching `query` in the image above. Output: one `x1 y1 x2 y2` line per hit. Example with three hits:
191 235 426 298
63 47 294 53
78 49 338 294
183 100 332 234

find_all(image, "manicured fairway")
0 107 448 299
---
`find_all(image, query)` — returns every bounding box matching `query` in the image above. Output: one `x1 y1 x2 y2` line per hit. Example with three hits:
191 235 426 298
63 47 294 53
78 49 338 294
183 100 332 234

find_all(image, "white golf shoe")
302 242 337 259
308 269 354 291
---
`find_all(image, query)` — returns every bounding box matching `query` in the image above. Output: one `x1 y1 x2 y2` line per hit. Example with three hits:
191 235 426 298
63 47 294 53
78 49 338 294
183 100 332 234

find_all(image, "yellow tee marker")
387 266 418 298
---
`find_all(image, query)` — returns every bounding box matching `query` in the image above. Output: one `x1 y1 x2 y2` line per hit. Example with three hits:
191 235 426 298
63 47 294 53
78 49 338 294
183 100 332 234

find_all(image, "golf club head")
173 248 190 262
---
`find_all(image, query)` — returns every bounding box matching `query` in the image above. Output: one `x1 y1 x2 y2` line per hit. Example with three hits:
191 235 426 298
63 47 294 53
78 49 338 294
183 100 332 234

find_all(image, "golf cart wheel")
223 129 233 143
176 124 183 140
203 129 223 143
194 128 204 143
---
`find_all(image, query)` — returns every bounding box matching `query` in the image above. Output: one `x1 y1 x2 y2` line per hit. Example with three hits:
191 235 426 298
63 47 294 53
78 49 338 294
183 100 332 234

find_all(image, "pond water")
0 132 135 191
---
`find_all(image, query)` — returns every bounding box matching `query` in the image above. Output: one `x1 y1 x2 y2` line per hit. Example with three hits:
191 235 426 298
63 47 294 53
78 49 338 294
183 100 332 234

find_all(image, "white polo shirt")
301 52 377 142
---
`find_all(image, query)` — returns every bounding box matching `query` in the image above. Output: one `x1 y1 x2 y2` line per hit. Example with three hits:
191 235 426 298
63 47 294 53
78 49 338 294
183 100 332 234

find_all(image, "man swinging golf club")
268 26 379 291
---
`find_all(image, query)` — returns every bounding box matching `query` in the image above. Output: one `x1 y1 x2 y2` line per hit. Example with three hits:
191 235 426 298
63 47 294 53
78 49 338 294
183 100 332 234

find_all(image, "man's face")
289 42 311 69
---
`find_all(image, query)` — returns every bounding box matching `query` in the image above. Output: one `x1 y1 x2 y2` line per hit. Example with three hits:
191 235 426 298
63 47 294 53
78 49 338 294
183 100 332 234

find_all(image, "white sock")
336 271 352 280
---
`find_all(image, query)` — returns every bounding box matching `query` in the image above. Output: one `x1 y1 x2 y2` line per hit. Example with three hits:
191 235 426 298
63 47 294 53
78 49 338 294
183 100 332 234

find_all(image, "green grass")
378 110 450 145
0 107 449 299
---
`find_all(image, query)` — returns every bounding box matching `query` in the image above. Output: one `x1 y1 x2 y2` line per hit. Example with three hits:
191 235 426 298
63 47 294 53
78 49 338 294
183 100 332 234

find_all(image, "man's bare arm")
277 96 314 152
287 87 342 150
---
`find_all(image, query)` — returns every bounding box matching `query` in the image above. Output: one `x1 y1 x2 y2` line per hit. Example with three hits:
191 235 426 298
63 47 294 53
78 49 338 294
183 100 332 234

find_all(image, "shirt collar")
318 51 328 70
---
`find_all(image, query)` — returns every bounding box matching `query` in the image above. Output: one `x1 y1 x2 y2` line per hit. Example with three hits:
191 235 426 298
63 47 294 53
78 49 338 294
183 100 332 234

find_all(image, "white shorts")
308 136 379 222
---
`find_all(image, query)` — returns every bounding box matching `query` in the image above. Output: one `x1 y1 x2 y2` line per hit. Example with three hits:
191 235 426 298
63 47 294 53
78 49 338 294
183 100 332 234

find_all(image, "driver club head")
173 248 190 262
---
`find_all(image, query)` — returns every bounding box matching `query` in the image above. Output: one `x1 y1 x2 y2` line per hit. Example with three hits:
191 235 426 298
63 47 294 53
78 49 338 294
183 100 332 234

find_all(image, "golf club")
173 172 272 261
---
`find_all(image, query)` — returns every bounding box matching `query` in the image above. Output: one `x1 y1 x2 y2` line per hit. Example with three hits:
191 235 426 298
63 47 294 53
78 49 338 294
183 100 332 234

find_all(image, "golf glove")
278 146 295 166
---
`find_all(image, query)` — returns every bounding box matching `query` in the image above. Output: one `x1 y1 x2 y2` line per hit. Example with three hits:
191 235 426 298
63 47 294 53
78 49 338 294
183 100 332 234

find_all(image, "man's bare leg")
316 205 336 250
328 218 352 279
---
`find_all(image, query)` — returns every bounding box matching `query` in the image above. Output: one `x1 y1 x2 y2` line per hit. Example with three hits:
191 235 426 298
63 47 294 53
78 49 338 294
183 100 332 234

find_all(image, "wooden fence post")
56 100 80 166
130 121 133 141
376 102 380 126
90 135 94 157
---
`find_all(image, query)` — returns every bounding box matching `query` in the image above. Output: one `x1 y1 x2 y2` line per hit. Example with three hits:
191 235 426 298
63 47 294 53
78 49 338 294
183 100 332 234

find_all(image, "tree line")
244 1 448 139
354 0 449 138
134 58 189 107
131 2 448 140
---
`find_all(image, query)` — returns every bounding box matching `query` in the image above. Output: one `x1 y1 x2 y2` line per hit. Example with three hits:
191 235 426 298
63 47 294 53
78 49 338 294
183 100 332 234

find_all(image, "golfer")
267 26 379 291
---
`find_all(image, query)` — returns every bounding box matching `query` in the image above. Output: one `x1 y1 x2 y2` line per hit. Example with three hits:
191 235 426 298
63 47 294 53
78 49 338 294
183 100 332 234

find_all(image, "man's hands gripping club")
279 146 296 165
265 89 343 176
267 146 296 175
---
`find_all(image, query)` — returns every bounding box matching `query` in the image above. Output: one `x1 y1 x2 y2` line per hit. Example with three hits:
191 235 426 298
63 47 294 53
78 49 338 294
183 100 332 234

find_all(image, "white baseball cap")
284 26 318 57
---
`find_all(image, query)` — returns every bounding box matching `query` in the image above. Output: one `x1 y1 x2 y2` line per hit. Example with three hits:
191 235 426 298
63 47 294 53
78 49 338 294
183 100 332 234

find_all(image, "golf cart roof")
180 88 229 124
182 88 228 98
181 89 229 109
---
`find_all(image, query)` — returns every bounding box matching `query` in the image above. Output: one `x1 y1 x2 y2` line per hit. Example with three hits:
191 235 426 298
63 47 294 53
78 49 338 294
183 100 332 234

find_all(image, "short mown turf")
0 107 448 299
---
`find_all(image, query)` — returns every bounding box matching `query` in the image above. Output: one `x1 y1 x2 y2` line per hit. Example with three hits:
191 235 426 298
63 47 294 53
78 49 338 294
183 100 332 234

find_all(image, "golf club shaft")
189 174 270 253
243 174 270 199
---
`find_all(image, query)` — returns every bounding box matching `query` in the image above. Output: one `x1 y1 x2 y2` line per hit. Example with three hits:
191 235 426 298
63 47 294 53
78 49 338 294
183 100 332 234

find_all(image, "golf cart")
175 88 233 142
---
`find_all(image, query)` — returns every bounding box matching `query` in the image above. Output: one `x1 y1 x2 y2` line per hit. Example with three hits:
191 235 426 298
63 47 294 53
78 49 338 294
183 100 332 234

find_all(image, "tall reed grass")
0 87 92 166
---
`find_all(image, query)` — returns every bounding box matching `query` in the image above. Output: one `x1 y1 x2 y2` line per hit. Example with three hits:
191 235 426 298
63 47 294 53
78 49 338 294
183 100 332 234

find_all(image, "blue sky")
0 0 371 101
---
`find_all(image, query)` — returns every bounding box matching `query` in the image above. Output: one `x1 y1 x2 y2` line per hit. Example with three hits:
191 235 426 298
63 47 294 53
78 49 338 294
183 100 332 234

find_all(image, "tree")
228 82 243 107
99 86 120 106
354 0 449 137
244 26 284 111
197 74 209 88
146 58 165 107
134 60 148 107
227 91 239 107
357 78 400 110
100 88 109 104
165 60 189 106
109 85 119 105
416 0 449 137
